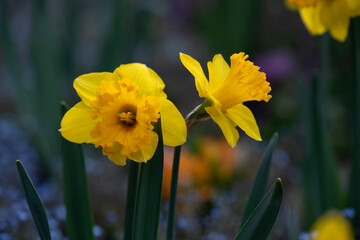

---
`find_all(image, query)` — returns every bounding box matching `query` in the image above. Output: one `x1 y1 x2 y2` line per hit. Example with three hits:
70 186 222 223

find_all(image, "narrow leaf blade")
60 102 95 240
240 132 279 227
133 118 164 240
235 178 283 240
16 160 51 240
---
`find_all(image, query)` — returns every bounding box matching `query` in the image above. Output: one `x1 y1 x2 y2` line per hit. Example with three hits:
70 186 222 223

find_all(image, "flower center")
90 79 161 157
118 111 136 126
288 0 319 7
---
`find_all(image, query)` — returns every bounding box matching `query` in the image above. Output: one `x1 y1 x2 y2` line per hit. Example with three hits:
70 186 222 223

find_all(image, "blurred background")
0 0 357 239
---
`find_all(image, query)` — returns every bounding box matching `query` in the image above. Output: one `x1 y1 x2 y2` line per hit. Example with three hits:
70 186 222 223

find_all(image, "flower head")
308 210 354 240
60 63 187 166
180 52 271 147
288 0 360 42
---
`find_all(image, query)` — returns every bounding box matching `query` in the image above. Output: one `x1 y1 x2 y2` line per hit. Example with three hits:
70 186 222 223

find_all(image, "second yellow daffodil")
180 52 271 147
288 0 360 42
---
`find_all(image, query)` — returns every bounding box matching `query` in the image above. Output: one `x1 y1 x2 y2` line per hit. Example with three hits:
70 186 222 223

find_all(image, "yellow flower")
308 210 354 240
288 0 360 42
60 63 187 166
180 52 271 147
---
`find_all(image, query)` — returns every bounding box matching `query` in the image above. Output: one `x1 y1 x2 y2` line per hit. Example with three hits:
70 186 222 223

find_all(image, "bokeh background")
0 0 357 239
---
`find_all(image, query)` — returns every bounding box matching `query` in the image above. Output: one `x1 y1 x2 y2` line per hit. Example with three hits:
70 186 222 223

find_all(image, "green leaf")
133 118 164 240
124 161 141 240
240 132 278 228
16 160 51 240
235 179 283 240
60 102 95 240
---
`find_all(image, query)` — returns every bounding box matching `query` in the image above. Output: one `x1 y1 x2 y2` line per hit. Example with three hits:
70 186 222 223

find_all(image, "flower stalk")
166 99 213 239
185 99 212 129
350 16 360 233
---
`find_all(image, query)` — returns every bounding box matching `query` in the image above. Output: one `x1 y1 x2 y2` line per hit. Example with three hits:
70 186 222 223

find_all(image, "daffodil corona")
288 0 360 41
60 63 187 166
180 52 271 147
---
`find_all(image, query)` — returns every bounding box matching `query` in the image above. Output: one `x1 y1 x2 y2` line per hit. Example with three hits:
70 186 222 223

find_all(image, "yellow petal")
318 1 332 28
114 63 166 97
205 101 239 148
179 53 209 98
108 148 127 166
207 54 230 89
60 101 99 143
128 130 159 163
299 4 326 35
225 104 262 141
160 98 187 146
347 0 360 16
322 0 350 42
74 72 113 106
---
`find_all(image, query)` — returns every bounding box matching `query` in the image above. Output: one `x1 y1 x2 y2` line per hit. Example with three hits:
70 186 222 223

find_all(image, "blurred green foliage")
195 0 263 58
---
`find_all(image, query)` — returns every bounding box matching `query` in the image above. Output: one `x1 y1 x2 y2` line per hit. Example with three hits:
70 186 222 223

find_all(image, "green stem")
350 17 360 235
124 161 141 240
316 34 331 212
166 145 182 240
319 33 330 102
311 76 328 212
317 33 341 211
185 99 212 129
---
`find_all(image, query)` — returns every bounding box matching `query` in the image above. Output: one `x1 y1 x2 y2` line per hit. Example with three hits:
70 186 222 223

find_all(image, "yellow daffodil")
60 63 187 166
308 210 354 240
180 52 271 147
288 0 360 42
